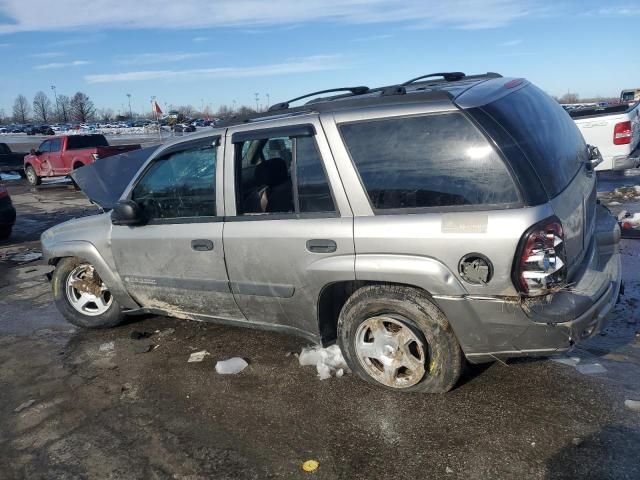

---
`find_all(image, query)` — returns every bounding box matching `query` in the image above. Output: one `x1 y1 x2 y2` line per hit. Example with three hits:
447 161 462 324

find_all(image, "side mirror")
30 148 41 156
111 200 145 226
586 145 603 170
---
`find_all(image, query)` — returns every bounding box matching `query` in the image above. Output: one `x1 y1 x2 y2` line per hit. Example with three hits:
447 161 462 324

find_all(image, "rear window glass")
481 84 586 197
339 112 519 210
66 135 108 150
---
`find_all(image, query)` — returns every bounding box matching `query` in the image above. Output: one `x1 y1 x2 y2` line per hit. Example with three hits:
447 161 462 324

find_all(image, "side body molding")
355 254 467 296
42 240 139 310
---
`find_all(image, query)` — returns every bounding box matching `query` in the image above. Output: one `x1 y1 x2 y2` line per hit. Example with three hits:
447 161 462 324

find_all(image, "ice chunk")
215 357 248 374
10 251 43 263
617 210 628 221
299 344 349 380
575 363 607 375
624 399 640 412
187 350 209 363
0 172 21 181
99 341 115 352
551 356 581 367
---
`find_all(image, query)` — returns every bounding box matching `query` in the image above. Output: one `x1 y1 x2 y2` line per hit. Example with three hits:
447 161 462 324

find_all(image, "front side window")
132 141 216 220
39 140 50 153
339 112 519 210
234 134 335 216
49 138 62 152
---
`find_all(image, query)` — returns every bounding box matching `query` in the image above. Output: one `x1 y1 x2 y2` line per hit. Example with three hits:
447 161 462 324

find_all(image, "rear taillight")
91 153 99 161
0 187 8 199
613 121 632 145
514 217 566 296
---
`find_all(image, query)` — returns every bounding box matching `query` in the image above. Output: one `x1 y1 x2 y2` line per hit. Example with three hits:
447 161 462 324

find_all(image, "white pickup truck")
567 102 640 171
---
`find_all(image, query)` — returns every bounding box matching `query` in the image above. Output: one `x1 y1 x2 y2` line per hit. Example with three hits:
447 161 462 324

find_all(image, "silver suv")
42 72 622 393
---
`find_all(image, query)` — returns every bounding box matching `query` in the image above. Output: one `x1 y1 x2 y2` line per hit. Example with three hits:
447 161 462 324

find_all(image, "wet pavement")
0 175 639 479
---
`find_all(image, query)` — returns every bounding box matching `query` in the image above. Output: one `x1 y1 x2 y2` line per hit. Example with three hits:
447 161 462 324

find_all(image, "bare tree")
32 91 52 123
12 94 31 123
216 104 233 119
559 92 579 104
0 108 6 124
177 104 195 118
95 108 114 122
57 94 72 123
70 92 95 122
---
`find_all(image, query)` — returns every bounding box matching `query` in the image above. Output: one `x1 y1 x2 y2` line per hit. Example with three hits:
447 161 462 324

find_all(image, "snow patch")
299 345 349 380
215 357 248 374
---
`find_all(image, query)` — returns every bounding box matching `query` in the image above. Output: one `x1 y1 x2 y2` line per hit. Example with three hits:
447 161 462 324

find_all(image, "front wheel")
52 257 124 329
25 165 41 186
0 225 12 240
338 285 463 393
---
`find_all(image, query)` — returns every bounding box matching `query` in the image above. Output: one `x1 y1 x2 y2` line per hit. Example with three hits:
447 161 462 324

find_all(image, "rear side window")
339 113 519 210
481 84 586 197
67 135 109 150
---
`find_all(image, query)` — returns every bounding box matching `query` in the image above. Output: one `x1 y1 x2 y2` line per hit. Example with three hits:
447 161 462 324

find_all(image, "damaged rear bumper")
435 205 622 364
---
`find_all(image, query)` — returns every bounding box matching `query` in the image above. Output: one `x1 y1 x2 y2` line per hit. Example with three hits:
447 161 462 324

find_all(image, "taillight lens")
514 217 566 296
0 187 8 199
613 121 632 145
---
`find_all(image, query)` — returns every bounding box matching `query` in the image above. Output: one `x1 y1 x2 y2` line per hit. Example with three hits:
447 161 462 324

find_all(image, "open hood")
70 146 158 210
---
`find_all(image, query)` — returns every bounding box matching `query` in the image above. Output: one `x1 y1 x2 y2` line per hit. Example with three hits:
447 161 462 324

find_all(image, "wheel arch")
44 241 139 310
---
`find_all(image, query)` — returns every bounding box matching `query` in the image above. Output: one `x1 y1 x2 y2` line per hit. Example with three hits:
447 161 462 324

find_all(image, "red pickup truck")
23 134 141 186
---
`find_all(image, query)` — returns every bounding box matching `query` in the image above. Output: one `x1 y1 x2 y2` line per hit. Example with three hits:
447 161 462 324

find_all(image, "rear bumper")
436 205 622 363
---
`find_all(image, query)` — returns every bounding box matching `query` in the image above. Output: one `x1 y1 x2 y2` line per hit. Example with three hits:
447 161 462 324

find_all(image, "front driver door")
110 135 244 321
37 140 53 176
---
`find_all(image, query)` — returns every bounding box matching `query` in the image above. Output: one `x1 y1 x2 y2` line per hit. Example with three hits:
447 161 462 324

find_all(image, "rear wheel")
25 165 41 186
338 285 463 393
52 257 124 329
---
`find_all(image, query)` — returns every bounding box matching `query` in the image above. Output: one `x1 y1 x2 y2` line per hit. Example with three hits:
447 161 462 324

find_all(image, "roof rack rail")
401 72 466 86
268 86 370 112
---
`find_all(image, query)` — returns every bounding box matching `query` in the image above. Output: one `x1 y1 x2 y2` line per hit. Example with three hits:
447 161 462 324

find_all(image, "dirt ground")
1 176 640 480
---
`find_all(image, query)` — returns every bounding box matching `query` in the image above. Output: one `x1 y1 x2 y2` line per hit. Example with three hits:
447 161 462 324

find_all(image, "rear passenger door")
222 119 354 340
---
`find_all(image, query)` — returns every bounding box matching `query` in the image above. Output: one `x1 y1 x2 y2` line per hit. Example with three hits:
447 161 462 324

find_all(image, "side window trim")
231 131 338 219
127 136 221 224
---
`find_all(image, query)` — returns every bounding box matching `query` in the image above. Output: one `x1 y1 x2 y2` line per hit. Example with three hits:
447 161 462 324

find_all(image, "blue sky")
0 0 639 116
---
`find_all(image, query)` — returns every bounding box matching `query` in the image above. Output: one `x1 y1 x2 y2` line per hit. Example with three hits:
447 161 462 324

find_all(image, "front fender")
43 239 139 310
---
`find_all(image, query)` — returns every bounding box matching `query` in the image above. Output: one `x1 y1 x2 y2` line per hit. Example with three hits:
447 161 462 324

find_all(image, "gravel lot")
0 170 639 479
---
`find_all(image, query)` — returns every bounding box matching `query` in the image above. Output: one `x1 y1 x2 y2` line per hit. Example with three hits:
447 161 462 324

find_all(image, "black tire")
0 225 12 240
338 285 463 393
25 165 41 186
52 257 124 329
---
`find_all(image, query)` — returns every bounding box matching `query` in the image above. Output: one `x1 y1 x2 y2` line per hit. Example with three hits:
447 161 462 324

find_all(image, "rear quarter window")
339 112 520 211
480 84 586 197
66 135 109 150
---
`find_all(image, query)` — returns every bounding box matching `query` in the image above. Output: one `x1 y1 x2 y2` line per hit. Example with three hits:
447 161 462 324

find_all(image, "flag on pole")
151 100 163 115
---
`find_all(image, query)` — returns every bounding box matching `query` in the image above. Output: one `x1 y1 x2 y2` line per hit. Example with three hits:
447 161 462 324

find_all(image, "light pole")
266 93 270 110
50 85 59 122
126 93 133 119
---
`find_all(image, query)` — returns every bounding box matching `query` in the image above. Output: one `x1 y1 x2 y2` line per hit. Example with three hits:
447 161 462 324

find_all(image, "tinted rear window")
339 112 519 210
481 84 586 197
66 135 108 150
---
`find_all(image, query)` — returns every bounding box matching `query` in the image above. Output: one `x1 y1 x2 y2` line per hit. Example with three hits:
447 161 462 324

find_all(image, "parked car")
42 72 621 393
23 134 141 186
620 88 640 106
568 102 640 171
26 125 55 136
0 143 27 175
173 123 196 133
0 184 16 239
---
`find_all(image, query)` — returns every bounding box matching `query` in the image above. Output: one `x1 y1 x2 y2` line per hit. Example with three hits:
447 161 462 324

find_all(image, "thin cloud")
116 52 212 65
0 0 541 33
30 51 66 58
85 54 342 83
35 60 91 69
0 42 9 47
354 33 394 42
498 39 522 47
192 36 209 42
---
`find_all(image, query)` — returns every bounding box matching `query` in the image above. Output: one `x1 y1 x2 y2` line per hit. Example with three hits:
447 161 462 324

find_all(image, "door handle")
191 239 214 251
306 239 337 253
